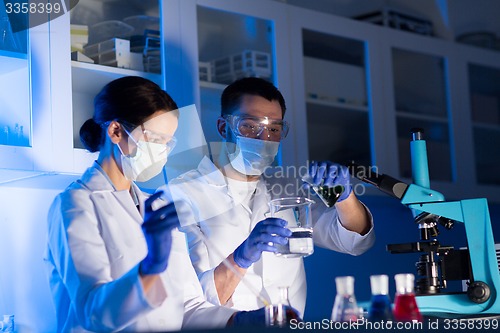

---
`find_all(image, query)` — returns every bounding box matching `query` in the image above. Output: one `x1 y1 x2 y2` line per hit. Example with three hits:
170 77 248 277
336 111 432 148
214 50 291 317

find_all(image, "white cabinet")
169 0 293 166
1 0 500 200
288 5 500 201
66 0 163 173
287 6 387 175
0 3 30 171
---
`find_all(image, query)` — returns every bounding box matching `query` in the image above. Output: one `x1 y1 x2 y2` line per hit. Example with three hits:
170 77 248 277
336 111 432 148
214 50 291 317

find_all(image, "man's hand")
233 218 292 269
308 161 352 202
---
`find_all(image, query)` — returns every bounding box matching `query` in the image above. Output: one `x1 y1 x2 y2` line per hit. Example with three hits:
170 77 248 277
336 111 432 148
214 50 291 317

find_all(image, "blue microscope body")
352 129 500 315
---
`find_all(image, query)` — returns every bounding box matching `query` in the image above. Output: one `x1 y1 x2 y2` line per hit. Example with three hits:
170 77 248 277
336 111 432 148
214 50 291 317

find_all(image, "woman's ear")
216 117 227 140
107 121 123 144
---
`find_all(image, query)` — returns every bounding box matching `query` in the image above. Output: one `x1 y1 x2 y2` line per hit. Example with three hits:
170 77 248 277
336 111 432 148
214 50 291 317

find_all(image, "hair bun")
79 118 103 153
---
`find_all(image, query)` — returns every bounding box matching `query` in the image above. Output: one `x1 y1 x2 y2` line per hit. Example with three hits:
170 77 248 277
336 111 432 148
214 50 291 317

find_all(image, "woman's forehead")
139 110 179 134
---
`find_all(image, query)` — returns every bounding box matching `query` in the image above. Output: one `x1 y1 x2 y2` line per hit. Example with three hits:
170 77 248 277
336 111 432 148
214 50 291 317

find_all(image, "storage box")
211 50 272 84
199 61 213 82
83 38 131 68
303 56 367 107
142 31 161 73
70 24 89 53
355 8 433 36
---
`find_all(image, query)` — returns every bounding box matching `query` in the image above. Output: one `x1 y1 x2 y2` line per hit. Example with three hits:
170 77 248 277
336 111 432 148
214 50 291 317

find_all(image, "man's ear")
217 117 227 139
107 121 123 144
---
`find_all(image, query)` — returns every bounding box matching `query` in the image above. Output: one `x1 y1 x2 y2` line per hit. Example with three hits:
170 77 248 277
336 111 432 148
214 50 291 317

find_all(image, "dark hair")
79 76 178 152
220 77 286 117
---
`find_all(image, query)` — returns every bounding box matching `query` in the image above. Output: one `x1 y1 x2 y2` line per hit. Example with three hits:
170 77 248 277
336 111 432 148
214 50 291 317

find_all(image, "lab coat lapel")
249 178 271 229
82 164 143 226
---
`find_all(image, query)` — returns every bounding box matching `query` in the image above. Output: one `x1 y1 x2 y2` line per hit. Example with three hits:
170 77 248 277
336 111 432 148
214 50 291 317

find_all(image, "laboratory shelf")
71 61 163 94
472 123 500 131
306 97 369 113
199 80 226 91
0 169 43 186
395 111 449 123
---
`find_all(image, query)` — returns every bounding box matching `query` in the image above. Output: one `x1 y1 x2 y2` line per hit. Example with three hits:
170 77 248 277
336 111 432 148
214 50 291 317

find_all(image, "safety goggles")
120 122 177 153
224 115 289 141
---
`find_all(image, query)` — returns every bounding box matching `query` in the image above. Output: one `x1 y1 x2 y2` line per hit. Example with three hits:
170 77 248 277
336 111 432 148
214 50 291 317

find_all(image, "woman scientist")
45 76 263 332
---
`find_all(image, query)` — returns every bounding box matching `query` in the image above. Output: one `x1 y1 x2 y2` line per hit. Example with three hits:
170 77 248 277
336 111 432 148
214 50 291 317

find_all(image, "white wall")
0 174 78 333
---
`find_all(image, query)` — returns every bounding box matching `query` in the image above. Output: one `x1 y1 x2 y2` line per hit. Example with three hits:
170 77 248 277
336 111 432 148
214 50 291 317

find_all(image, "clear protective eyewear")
121 122 177 154
224 115 289 141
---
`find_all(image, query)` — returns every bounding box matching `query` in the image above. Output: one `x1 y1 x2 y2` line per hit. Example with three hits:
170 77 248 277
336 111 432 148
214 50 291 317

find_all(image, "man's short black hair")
220 77 286 118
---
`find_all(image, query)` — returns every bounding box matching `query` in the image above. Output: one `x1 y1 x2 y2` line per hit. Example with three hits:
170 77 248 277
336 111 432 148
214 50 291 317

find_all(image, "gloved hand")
139 191 180 275
307 161 352 202
228 306 302 327
233 218 292 269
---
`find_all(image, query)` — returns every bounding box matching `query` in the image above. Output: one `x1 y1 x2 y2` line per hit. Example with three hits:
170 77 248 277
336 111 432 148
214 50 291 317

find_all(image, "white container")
304 56 367 106
84 38 131 68
211 50 272 84
199 61 213 82
70 24 89 53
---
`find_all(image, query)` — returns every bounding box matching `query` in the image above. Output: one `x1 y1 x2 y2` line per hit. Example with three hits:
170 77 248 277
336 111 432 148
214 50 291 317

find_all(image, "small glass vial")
331 276 360 322
393 273 423 322
2 314 15 332
266 286 291 327
368 274 393 322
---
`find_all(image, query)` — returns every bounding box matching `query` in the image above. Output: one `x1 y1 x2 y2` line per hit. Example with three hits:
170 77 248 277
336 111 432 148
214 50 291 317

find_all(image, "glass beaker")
368 274 393 322
269 197 314 258
393 273 422 322
331 276 360 322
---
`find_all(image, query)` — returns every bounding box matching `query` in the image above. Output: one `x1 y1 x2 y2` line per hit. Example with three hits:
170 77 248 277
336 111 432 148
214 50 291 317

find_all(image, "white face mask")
227 136 280 176
118 141 169 182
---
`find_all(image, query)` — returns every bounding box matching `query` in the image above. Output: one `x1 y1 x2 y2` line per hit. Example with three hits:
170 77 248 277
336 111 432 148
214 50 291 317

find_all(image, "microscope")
350 128 500 315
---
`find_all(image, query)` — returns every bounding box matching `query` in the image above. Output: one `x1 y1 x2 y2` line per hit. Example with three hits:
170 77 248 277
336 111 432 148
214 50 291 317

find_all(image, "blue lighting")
244 17 257 39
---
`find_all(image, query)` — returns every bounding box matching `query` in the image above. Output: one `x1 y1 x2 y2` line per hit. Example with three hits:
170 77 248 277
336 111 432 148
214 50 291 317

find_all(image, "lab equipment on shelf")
210 50 272 84
0 315 15 332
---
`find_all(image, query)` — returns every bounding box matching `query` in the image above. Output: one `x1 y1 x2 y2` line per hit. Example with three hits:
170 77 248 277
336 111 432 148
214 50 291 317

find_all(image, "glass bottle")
1 314 15 332
393 273 423 322
266 286 292 327
3 126 10 145
0 16 19 52
331 276 360 322
13 123 19 146
368 274 393 322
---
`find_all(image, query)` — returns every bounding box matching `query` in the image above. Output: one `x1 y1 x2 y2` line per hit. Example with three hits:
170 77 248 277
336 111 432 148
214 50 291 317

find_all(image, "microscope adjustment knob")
467 281 491 304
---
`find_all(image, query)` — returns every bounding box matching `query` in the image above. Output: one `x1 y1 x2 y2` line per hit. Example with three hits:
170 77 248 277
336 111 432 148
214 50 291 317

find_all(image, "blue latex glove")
233 218 292 269
229 308 266 327
229 306 302 327
308 161 352 202
139 191 180 275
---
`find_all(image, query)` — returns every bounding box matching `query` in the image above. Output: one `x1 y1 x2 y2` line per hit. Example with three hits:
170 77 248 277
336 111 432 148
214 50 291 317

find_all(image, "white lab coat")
45 162 236 332
166 156 375 316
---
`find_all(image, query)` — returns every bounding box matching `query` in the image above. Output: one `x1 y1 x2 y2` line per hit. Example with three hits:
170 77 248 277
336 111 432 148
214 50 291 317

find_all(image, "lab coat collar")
196 156 229 187
79 161 116 192
80 161 145 220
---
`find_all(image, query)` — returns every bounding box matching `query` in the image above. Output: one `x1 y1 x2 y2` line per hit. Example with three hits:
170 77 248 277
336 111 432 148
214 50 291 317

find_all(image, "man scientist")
166 77 375 316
